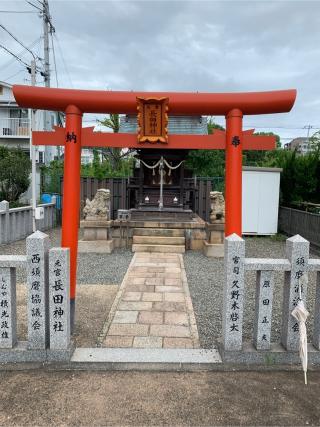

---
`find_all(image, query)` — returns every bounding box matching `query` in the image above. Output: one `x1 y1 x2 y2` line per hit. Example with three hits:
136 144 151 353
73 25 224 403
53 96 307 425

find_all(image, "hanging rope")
140 156 185 171
163 158 185 170
140 158 161 169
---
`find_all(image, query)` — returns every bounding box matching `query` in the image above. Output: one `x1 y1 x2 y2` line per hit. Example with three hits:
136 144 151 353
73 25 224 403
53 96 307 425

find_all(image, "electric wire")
51 33 59 87
53 33 73 88
0 23 42 62
26 1 42 13
0 44 30 68
0 37 42 72
0 10 38 14
3 69 25 82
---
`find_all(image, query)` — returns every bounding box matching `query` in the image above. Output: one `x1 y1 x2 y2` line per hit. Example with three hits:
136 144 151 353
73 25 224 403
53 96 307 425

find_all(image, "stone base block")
0 341 75 364
46 345 75 362
190 239 204 251
203 241 224 258
0 342 47 363
78 240 114 254
219 341 320 365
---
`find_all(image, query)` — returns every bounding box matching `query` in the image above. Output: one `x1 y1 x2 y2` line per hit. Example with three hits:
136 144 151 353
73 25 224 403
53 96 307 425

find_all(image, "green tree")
41 160 63 194
243 132 281 166
97 113 134 170
186 118 225 177
262 148 320 205
0 146 31 202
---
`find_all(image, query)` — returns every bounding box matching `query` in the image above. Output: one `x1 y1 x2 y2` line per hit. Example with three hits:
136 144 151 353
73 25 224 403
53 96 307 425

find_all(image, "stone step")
132 244 185 253
133 228 185 237
133 236 185 245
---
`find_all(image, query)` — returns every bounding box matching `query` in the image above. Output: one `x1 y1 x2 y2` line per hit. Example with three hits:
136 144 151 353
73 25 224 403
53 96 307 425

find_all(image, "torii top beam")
13 85 296 116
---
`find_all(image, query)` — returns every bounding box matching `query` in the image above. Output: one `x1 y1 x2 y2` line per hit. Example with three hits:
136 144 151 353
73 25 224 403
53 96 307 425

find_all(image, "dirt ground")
0 370 320 426
16 283 118 347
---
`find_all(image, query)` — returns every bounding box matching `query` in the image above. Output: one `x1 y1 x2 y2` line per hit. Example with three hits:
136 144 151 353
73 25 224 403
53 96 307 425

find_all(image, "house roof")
119 115 208 135
0 81 12 89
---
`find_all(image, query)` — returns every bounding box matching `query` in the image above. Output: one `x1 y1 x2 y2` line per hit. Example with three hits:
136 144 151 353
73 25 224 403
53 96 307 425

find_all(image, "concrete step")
133 228 185 237
132 244 185 253
133 236 185 245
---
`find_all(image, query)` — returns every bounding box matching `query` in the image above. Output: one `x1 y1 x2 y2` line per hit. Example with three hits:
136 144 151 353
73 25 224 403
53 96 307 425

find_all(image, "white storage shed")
242 167 282 235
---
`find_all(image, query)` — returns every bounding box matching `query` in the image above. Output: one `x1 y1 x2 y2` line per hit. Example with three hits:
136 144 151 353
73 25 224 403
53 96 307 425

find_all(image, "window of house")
38 151 44 164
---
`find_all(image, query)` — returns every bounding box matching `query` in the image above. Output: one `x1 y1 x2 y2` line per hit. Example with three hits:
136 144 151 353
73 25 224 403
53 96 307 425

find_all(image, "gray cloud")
1 0 320 142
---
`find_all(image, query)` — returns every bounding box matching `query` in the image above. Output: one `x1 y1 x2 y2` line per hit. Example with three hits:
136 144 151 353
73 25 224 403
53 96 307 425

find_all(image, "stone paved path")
101 252 200 348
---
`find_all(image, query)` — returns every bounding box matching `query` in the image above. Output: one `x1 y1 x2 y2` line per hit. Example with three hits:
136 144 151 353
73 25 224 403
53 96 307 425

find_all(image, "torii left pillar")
61 105 82 330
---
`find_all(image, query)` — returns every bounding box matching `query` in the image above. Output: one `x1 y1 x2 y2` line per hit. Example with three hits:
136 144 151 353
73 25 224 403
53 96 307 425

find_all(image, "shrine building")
120 114 207 216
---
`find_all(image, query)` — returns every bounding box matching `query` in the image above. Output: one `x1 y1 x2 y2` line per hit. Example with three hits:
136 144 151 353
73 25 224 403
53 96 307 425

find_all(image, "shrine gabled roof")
119 115 208 135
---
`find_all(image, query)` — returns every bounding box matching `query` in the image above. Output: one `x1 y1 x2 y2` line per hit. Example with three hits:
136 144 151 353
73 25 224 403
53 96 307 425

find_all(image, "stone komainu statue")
83 188 111 220
209 191 225 223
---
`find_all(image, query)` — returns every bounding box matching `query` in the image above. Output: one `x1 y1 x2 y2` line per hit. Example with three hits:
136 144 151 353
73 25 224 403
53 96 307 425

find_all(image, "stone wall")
0 200 57 245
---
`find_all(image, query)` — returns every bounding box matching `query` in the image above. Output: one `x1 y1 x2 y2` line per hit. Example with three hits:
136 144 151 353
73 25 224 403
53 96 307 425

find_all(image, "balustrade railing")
221 233 320 364
0 118 30 138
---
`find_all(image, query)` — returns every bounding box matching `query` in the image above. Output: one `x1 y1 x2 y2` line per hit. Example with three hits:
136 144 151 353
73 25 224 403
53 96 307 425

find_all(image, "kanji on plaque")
137 97 168 144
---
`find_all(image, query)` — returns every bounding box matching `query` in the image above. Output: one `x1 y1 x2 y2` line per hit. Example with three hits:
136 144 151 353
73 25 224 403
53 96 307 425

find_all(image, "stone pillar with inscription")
0 201 9 244
313 271 320 350
281 234 309 351
253 270 275 350
0 267 17 348
49 248 70 351
26 231 50 350
222 233 245 351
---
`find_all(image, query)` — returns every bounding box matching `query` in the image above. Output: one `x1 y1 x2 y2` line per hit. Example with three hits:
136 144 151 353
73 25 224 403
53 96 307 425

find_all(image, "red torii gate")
13 85 296 323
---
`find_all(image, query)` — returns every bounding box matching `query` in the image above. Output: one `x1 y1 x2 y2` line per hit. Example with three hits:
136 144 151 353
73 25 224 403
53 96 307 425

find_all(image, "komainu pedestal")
203 191 225 258
78 189 114 253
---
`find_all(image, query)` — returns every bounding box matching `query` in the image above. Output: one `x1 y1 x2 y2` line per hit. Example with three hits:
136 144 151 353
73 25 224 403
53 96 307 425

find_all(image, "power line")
0 10 38 14
51 33 58 87
0 37 42 72
54 33 73 88
3 69 25 82
0 44 30 68
0 23 42 62
26 1 42 13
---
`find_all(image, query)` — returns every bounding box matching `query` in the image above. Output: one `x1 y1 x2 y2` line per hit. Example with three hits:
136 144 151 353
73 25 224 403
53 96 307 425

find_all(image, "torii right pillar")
225 108 243 237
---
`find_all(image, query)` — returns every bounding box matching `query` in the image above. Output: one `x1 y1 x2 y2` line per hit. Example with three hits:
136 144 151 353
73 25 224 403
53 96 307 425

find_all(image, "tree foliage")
97 114 134 170
41 155 135 193
186 119 225 177
186 120 282 176
263 147 320 205
0 146 31 202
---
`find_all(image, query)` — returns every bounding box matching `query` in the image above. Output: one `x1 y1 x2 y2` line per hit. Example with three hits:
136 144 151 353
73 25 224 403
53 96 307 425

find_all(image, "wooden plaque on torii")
137 97 169 144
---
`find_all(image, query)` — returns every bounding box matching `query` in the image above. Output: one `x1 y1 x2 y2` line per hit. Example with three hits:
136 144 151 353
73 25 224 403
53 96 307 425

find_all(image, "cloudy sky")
1 0 320 143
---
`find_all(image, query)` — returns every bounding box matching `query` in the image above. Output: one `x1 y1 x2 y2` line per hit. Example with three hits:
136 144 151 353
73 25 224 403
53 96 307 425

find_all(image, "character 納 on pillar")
61 105 83 330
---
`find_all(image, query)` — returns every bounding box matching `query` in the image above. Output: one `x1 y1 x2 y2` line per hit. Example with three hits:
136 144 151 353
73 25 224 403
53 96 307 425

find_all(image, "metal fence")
278 207 320 250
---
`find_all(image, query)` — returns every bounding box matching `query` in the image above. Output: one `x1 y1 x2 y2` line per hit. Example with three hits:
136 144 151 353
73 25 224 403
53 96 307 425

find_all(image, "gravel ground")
0 227 133 285
1 229 319 349
184 235 320 348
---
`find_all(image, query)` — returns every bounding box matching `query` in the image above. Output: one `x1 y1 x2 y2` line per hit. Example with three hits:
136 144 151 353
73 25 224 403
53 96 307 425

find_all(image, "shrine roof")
119 115 208 135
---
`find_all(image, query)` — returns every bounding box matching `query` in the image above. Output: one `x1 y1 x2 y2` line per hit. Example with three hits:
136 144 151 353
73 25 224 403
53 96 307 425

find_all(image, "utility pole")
29 59 37 232
42 0 56 162
304 124 313 139
42 0 51 134
43 0 51 90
